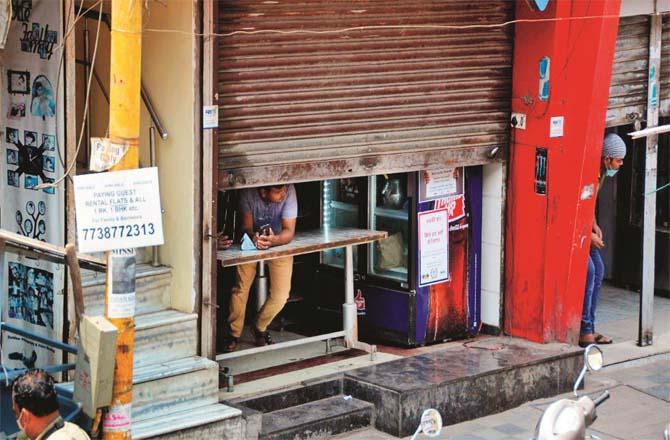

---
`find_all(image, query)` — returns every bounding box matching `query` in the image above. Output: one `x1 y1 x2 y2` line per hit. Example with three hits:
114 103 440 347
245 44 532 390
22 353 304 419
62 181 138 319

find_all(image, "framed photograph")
24 130 37 147
6 127 20 144
7 70 30 95
7 149 19 165
25 175 38 189
42 134 56 151
43 156 55 172
7 170 20 188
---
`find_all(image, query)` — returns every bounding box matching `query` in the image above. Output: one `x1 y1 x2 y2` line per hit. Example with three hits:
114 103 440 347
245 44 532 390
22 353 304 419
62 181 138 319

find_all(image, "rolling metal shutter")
606 16 650 127
216 1 513 189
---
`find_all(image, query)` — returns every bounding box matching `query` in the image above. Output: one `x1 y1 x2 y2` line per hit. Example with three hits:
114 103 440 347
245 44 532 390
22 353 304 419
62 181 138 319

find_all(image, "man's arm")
257 217 296 248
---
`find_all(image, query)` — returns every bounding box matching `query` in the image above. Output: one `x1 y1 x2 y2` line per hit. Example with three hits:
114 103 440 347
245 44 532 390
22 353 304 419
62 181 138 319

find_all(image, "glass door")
321 178 363 268
368 173 410 283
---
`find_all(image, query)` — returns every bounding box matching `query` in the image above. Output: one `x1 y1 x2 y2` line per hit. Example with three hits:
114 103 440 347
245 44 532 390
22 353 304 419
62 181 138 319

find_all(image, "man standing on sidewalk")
580 133 626 347
223 184 297 352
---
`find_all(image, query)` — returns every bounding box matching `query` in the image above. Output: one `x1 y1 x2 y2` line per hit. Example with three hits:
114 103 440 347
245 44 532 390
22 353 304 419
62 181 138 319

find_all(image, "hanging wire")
37 0 104 190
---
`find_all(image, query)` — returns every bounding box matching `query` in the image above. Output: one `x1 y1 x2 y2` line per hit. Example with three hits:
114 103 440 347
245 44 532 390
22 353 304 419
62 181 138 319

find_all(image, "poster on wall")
418 208 449 286
0 0 65 369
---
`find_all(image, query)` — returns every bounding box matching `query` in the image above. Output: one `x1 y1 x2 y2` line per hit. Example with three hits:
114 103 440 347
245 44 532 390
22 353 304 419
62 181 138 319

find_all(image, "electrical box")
74 315 117 417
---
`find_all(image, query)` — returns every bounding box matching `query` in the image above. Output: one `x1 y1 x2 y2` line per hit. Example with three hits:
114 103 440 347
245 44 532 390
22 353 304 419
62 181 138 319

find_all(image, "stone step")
81 264 171 316
132 403 243 439
57 357 220 423
344 338 583 437
259 396 374 440
134 309 198 367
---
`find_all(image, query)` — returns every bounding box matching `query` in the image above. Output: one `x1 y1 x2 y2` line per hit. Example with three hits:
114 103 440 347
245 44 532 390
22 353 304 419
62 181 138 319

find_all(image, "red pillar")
505 0 621 343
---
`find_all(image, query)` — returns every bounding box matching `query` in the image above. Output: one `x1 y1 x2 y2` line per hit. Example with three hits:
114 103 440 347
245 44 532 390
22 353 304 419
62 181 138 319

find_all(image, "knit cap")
602 133 626 159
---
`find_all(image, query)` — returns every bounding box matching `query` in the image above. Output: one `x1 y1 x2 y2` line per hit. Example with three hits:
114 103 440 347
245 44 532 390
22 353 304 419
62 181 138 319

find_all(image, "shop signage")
73 167 164 253
418 208 449 286
434 194 465 222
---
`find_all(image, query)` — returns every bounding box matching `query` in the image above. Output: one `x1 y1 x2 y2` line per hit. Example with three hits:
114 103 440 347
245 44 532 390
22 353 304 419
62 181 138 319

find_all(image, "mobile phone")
258 223 271 235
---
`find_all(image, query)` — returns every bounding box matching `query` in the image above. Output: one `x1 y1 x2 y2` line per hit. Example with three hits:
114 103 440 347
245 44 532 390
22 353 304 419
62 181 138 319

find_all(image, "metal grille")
606 15 650 127
216 1 513 189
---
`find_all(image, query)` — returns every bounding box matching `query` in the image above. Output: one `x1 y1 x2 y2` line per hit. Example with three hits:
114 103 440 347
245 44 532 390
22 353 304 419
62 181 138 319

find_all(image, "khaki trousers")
229 256 293 337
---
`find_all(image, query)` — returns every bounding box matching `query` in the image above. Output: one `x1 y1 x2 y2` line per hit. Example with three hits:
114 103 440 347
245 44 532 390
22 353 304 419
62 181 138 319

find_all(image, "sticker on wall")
7 95 27 119
550 116 564 138
649 65 658 108
527 0 550 11
30 75 56 119
16 200 47 240
535 147 548 195
539 56 550 101
89 137 129 171
107 249 136 318
203 105 219 129
20 21 58 59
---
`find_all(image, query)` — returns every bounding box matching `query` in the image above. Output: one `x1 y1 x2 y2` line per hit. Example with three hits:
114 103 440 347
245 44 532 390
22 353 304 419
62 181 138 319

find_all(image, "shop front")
202 1 513 380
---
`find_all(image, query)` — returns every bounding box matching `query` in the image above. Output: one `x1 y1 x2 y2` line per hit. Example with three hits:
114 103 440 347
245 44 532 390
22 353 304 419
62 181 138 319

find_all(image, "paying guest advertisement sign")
74 168 164 253
418 208 449 286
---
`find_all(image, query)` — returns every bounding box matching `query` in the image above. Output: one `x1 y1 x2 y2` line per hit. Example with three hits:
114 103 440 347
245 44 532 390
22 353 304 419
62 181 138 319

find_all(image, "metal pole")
149 126 159 267
343 245 356 346
255 260 268 312
639 14 661 347
103 1 142 438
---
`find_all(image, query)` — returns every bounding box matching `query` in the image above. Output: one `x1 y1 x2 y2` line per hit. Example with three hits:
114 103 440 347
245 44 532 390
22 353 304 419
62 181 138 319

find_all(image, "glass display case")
321 174 411 285
321 178 362 268
368 174 409 282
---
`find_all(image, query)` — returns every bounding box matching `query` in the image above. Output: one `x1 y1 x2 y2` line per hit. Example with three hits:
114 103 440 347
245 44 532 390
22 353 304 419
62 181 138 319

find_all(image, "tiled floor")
596 283 670 343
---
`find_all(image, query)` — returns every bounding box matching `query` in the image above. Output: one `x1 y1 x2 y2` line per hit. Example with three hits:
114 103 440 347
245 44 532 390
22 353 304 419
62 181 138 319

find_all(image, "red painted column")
505 0 621 343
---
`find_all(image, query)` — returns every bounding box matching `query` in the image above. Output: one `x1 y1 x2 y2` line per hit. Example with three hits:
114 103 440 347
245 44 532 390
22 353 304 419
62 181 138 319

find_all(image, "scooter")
532 344 610 440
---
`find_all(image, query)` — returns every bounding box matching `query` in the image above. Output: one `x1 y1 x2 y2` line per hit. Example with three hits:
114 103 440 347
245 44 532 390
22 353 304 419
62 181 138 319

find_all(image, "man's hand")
593 223 603 240
591 232 605 249
217 233 233 250
255 227 275 250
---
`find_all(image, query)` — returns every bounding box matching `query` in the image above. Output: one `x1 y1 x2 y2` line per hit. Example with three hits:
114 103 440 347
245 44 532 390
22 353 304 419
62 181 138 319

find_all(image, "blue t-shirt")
239 185 298 234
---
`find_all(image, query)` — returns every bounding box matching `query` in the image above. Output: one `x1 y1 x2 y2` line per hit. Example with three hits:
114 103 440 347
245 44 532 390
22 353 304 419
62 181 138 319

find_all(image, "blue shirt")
239 185 298 234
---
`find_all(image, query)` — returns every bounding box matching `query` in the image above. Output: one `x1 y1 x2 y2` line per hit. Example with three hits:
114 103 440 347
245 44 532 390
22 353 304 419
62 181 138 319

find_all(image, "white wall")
481 162 505 329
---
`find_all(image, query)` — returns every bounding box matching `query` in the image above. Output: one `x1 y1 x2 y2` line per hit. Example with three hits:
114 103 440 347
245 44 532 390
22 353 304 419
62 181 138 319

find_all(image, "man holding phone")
223 184 297 352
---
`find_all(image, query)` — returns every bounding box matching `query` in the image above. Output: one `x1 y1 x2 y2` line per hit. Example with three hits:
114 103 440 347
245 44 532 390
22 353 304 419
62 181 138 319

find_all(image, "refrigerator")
316 168 483 346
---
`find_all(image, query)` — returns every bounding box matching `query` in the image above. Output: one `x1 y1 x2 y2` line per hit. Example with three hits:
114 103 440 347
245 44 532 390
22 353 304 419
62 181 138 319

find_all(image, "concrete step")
57 357 220 423
81 264 171 316
132 403 243 439
134 309 198 367
259 396 374 440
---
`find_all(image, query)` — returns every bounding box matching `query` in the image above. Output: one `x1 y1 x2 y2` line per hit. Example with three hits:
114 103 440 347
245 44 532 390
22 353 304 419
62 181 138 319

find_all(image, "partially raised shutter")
216 1 513 189
606 16 650 127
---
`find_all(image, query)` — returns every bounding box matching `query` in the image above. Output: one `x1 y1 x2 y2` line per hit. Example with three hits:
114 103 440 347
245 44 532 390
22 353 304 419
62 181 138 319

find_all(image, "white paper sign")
203 105 219 129
107 249 136 318
418 209 449 286
550 116 564 138
425 168 457 200
74 168 164 253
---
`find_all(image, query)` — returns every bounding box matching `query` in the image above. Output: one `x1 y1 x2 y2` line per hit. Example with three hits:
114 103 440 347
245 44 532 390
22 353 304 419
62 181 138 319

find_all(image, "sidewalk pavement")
336 352 670 440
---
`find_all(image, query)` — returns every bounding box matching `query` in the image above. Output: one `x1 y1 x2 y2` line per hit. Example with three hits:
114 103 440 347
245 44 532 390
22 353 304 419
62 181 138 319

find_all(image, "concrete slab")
343 338 582 437
219 351 400 401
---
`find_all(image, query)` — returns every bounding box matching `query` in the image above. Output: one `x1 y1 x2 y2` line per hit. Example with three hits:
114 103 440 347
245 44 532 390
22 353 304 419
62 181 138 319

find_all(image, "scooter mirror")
585 344 604 371
410 409 443 440
574 344 604 396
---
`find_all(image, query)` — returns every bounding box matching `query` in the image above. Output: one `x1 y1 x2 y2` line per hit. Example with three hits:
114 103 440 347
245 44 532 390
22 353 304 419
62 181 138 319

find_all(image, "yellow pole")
103 1 141 438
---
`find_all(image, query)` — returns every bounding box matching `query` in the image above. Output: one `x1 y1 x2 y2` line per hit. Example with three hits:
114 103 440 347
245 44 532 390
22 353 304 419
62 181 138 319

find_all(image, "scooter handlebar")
593 390 610 407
